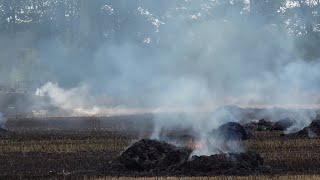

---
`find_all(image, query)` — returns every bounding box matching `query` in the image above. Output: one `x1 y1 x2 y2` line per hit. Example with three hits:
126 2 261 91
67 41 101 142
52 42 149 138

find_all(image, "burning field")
2 109 320 179
2 0 320 179
109 139 267 176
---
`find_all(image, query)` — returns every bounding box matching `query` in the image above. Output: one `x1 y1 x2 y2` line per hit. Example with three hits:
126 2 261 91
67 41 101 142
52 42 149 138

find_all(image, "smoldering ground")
0 112 6 128
1 1 320 154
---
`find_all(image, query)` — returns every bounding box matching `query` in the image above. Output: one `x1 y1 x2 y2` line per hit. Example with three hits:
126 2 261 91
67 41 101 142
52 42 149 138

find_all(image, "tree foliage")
0 0 320 59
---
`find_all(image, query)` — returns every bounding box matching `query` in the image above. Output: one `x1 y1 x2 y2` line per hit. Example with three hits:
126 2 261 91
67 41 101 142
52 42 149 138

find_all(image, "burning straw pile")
244 118 295 132
286 119 320 138
110 122 269 176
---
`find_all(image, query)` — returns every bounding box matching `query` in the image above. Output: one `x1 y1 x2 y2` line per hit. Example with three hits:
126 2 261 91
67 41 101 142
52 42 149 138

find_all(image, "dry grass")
94 175 320 180
245 139 320 150
0 138 131 153
245 139 320 162
2 132 320 172
2 129 320 178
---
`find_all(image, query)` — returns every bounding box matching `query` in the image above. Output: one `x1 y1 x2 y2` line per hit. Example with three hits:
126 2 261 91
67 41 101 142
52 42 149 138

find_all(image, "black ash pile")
175 151 266 176
244 118 295 132
0 127 7 134
109 139 269 176
159 122 248 144
286 119 320 138
214 122 248 140
111 139 192 173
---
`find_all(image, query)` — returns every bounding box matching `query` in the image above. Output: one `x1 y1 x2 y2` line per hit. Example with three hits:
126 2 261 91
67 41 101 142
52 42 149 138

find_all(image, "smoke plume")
1 1 320 154
0 112 6 129
35 82 101 116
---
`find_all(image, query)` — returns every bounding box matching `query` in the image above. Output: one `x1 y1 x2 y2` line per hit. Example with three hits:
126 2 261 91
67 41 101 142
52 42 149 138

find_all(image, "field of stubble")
1 115 320 179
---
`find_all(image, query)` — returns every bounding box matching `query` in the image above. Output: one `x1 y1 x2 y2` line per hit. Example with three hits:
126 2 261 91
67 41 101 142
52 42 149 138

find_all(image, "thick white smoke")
1 1 320 155
0 112 6 129
34 17 320 155
36 82 101 116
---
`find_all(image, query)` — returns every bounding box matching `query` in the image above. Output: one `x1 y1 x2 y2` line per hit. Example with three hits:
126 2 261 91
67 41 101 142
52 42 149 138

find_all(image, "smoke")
36 2 320 154
1 1 320 154
192 134 245 156
145 19 320 153
0 112 6 129
35 82 102 116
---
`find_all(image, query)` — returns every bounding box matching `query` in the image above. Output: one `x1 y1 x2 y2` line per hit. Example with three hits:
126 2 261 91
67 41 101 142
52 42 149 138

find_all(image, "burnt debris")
274 118 295 131
110 139 268 176
113 139 192 172
0 127 8 135
174 151 266 176
159 122 248 145
158 128 198 144
244 119 295 132
286 119 320 138
215 122 248 140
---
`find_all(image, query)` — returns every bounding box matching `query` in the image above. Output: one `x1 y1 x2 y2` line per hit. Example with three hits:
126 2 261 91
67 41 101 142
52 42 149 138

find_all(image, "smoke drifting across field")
0 112 6 129
36 17 320 109
1 1 320 154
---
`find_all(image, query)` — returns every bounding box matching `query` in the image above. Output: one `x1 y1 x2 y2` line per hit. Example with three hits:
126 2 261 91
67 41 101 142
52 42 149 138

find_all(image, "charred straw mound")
0 127 8 135
309 120 320 135
214 122 248 140
274 118 295 131
109 139 269 176
174 151 266 176
244 118 294 132
113 139 192 173
157 122 248 144
286 119 320 138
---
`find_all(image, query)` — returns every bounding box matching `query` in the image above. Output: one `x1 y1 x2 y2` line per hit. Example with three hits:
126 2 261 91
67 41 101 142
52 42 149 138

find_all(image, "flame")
187 138 203 150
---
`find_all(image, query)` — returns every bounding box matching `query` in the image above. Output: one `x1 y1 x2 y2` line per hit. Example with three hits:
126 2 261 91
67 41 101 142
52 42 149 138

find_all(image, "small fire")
187 138 203 149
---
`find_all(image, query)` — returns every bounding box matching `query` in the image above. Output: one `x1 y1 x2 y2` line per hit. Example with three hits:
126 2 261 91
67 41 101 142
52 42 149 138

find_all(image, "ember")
187 138 203 150
109 139 269 176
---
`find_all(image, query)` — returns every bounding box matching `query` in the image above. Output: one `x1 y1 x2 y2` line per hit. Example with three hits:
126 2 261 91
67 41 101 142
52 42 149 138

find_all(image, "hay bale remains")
215 122 248 140
110 139 269 176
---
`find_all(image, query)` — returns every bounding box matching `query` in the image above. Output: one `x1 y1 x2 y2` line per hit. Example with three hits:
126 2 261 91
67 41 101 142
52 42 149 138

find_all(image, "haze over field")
1 1 320 134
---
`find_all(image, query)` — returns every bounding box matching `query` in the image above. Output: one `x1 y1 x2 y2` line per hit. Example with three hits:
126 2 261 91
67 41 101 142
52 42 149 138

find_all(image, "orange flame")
187 138 203 150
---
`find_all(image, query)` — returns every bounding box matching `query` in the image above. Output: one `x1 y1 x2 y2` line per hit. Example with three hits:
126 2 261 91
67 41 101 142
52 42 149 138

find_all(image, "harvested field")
94 176 320 180
1 116 320 179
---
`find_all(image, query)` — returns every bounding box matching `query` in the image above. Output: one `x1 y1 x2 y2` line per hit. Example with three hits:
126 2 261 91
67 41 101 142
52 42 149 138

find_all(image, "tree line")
0 0 320 58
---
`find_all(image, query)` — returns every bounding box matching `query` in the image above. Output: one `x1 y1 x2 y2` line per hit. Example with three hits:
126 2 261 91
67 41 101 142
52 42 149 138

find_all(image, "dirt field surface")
2 115 320 179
